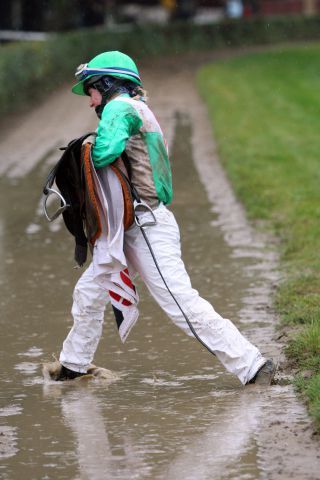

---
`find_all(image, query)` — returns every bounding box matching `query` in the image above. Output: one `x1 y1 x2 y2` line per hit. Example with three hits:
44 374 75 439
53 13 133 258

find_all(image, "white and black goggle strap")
75 63 88 79
75 64 141 83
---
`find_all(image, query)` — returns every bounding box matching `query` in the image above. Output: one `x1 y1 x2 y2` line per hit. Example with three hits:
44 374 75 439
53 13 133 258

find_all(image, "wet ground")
0 55 319 479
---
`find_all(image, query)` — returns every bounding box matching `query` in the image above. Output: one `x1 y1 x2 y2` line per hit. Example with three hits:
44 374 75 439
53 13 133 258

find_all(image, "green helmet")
72 51 142 96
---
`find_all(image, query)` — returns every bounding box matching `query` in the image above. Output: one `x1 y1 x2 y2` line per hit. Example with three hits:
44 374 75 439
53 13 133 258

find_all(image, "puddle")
0 426 19 460
0 406 23 417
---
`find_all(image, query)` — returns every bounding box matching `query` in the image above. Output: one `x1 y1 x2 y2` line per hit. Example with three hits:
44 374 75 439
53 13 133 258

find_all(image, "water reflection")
165 390 261 480
60 388 149 480
42 381 262 480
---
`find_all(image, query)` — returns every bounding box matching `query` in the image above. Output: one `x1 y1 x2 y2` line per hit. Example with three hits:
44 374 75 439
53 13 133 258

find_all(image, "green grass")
197 44 320 429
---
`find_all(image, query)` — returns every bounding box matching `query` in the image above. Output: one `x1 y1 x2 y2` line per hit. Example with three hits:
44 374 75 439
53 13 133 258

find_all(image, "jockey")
50 50 275 385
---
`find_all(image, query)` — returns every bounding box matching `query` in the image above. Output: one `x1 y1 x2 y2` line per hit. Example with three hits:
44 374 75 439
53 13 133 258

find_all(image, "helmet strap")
86 76 129 119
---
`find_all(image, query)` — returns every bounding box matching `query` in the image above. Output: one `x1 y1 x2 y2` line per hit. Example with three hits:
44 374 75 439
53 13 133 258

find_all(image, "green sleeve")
92 99 142 169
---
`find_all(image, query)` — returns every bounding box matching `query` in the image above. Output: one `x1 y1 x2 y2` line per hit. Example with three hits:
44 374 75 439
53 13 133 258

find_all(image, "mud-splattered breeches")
60 204 266 384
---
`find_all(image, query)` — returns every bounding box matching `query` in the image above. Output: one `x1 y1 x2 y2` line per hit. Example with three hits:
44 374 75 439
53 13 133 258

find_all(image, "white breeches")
60 204 265 384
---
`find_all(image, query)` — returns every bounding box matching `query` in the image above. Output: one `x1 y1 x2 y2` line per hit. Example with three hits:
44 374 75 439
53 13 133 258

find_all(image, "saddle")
43 133 135 266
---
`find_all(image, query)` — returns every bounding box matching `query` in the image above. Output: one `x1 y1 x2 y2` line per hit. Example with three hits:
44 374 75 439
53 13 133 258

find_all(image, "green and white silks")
92 94 173 208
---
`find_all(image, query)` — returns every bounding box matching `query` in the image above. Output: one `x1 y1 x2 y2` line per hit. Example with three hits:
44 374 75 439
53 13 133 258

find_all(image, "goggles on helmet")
75 63 141 83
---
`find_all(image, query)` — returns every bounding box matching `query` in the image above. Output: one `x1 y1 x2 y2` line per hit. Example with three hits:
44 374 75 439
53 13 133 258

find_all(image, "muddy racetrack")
0 52 319 479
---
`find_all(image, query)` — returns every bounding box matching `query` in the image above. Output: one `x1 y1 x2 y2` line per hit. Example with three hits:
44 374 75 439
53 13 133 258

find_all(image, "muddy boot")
43 361 86 382
247 359 276 386
55 365 86 381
